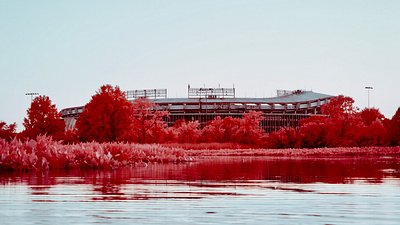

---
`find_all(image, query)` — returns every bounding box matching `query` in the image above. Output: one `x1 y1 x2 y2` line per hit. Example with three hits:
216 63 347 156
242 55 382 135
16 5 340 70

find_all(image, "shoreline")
185 146 400 157
1 137 400 171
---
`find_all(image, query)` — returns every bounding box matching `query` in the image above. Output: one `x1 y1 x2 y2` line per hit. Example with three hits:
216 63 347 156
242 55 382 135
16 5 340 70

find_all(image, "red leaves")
388 107 400 146
76 85 134 143
131 98 168 143
299 115 328 126
360 108 385 126
0 121 17 141
265 96 396 148
22 95 65 140
75 87 169 144
202 112 266 146
15 85 400 150
236 111 265 145
299 122 328 148
322 95 359 119
172 121 202 143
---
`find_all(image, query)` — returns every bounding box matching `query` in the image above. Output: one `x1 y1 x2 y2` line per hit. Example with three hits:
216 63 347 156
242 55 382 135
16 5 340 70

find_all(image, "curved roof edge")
153 91 334 104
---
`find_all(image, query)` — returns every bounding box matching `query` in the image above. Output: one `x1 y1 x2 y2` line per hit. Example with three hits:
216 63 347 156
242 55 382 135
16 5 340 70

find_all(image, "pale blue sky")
1 0 400 131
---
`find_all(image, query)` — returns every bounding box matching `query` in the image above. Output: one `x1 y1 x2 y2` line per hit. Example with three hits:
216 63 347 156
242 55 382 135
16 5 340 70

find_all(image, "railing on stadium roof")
188 85 235 99
277 89 304 96
126 89 167 100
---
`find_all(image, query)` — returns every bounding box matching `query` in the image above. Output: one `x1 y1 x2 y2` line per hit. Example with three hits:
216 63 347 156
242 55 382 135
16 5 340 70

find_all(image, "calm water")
1 156 400 224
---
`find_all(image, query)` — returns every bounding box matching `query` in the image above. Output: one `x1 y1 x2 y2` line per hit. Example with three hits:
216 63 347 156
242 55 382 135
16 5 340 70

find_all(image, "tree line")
2 84 400 148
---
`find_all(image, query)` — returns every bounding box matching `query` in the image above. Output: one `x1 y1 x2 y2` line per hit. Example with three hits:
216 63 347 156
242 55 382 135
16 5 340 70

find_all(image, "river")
1 156 399 224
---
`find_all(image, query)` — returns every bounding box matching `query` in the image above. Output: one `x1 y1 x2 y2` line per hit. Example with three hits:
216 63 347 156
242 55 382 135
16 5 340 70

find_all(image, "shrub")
0 136 187 171
266 127 301 149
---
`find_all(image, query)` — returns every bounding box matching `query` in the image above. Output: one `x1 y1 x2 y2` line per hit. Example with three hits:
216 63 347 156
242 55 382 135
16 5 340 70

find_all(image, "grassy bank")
1 136 400 171
185 146 400 157
0 136 187 171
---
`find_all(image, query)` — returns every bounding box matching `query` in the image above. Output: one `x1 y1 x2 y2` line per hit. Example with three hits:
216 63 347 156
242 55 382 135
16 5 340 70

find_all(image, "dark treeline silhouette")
1 84 400 148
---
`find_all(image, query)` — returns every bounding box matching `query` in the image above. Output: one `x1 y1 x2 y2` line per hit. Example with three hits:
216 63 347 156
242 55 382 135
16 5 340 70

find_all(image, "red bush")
266 127 301 149
360 108 385 126
235 111 266 145
0 136 187 171
131 98 168 143
299 122 328 148
201 111 266 146
353 120 387 147
173 121 202 143
202 116 226 142
61 129 79 144
220 116 242 142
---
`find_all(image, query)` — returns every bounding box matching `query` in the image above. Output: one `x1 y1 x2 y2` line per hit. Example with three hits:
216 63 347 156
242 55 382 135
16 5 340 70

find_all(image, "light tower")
25 93 39 102
365 87 373 108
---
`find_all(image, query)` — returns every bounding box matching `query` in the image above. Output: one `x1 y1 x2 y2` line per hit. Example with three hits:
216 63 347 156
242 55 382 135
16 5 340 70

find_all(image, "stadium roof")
153 91 333 105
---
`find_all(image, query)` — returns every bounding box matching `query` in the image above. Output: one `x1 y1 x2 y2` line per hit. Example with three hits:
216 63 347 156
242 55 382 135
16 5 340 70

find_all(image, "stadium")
60 85 334 132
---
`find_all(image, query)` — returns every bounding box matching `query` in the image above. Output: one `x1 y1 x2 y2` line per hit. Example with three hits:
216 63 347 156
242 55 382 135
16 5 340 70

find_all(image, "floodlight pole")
365 87 373 108
25 93 39 102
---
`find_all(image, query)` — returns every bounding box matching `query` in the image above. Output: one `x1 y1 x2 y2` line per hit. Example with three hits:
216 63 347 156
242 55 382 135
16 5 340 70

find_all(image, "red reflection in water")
1 156 399 199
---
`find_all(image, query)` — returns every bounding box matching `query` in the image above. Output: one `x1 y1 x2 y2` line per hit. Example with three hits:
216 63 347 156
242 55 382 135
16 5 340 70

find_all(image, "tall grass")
0 136 187 171
2 136 400 171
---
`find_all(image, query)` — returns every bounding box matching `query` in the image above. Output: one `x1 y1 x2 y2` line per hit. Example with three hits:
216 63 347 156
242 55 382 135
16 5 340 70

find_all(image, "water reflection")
1 156 400 184
1 156 399 195
1 156 400 224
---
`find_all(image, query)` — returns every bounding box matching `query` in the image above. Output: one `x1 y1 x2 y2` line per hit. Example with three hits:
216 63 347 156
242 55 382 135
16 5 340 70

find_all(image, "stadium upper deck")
60 86 334 132
150 90 332 114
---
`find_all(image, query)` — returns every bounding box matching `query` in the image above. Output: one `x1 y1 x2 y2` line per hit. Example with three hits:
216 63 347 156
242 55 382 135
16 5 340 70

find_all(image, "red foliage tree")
322 95 359 118
235 111 265 145
202 116 228 142
201 116 239 143
388 107 400 146
298 115 329 148
296 102 390 148
359 108 385 126
321 95 360 147
354 120 387 146
220 116 242 142
202 111 265 145
169 120 202 143
62 129 79 144
22 95 65 140
76 85 134 143
352 108 388 146
131 98 168 143
266 127 301 149
0 121 17 141
299 115 328 126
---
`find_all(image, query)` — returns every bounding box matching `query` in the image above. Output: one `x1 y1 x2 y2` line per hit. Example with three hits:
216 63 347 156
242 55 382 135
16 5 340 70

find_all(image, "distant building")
61 86 334 132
